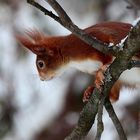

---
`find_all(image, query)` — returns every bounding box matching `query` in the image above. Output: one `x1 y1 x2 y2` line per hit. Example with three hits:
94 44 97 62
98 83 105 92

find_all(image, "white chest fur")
119 68 140 85
69 59 103 74
69 60 140 86
56 59 140 87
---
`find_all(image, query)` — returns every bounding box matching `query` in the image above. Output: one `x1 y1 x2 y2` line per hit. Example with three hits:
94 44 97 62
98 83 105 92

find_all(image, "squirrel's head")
16 30 68 81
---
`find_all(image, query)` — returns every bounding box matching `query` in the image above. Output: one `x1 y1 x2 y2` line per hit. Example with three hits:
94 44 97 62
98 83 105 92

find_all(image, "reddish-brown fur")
16 22 133 101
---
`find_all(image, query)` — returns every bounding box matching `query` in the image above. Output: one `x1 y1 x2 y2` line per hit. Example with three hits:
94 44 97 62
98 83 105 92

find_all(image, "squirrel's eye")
37 60 46 69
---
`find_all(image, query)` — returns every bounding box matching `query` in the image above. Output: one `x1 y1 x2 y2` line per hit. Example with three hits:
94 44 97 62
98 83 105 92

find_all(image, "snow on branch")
132 17 140 26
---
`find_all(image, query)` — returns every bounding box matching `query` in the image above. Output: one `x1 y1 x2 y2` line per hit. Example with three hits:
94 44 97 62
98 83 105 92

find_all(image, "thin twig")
27 0 61 23
95 97 104 140
105 99 127 140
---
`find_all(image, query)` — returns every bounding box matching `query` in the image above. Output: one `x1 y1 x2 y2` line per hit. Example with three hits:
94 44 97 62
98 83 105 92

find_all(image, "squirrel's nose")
40 77 45 81
39 72 46 81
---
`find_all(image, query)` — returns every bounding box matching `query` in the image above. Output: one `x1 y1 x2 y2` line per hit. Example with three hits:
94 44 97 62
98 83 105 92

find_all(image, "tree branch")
27 0 61 23
105 99 127 140
27 0 118 56
64 89 102 140
95 97 104 140
101 20 140 140
26 0 140 140
45 0 72 23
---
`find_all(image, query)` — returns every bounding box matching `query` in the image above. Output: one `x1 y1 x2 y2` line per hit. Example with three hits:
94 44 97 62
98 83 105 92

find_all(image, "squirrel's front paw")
83 86 94 103
95 65 108 89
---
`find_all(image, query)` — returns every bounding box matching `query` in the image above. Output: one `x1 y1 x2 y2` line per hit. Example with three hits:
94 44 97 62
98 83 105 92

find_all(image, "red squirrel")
16 21 140 102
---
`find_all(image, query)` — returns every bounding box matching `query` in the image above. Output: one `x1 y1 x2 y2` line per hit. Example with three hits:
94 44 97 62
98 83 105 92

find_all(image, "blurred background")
0 0 140 140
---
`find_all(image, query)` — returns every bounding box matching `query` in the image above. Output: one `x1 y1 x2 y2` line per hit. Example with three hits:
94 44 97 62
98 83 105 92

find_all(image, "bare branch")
66 19 140 140
64 89 101 140
45 0 72 23
27 0 118 56
101 20 140 140
95 97 104 140
105 99 127 140
27 0 61 23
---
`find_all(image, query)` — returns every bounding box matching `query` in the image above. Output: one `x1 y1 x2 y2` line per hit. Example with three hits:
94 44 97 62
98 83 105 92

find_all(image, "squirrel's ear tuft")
15 30 46 55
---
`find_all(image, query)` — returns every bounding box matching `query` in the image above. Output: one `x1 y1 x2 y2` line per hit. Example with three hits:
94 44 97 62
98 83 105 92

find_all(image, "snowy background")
0 0 140 140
